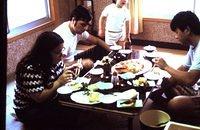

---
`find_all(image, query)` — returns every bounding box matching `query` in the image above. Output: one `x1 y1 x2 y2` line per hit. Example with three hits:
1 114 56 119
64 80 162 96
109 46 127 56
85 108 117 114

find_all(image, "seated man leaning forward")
54 5 111 75
150 11 200 118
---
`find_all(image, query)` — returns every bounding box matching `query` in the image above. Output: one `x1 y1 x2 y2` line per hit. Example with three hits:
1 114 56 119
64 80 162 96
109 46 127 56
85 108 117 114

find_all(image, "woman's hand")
57 69 74 86
65 58 83 78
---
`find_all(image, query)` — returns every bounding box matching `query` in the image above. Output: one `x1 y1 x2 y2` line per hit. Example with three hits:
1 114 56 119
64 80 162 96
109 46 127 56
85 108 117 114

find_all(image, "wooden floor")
6 45 188 130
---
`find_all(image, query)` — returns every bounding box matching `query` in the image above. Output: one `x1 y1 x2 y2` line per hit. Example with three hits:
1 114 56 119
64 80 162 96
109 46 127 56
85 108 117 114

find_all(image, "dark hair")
16 31 64 80
70 5 92 23
170 11 200 35
112 0 116 3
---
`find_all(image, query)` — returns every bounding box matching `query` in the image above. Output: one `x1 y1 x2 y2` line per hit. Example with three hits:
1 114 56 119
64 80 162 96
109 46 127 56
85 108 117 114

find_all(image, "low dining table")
58 49 157 130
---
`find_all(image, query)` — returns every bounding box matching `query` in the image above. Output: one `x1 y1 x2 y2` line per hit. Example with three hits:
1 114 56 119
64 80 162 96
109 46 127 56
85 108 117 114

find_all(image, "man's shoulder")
105 3 115 9
54 21 69 30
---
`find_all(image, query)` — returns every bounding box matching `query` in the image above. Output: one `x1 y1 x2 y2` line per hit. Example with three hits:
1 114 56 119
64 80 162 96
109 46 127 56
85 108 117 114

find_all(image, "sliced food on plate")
112 59 152 75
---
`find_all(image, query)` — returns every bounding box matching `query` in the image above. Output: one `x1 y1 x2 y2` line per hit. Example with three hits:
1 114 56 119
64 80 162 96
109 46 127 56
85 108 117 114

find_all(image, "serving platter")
112 59 152 75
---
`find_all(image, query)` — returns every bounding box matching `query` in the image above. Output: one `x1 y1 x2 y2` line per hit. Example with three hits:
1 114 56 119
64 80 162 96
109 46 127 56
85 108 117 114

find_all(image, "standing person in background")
54 5 111 75
150 11 200 119
98 0 130 46
14 31 80 128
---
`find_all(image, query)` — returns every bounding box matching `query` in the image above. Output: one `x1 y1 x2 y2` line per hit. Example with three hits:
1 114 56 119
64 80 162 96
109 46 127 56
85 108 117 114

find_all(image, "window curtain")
128 0 143 34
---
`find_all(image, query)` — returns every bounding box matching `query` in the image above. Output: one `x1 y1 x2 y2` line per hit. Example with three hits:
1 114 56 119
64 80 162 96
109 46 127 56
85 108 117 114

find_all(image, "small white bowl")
90 68 104 75
143 45 156 53
110 45 122 51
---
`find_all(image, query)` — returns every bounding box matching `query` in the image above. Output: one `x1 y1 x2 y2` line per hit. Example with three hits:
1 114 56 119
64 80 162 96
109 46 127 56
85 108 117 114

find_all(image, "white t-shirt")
183 41 200 71
54 21 89 61
101 3 130 32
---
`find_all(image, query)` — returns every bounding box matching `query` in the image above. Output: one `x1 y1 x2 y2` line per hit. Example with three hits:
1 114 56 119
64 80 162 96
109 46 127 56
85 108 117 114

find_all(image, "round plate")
97 82 113 90
100 94 117 104
57 86 73 94
143 71 162 80
112 59 152 75
70 91 103 105
90 68 104 75
143 67 169 80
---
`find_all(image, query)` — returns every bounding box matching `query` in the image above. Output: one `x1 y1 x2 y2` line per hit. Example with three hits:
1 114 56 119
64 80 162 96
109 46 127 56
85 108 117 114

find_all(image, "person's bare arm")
155 58 200 86
177 65 189 71
86 34 111 52
98 16 106 38
124 20 130 41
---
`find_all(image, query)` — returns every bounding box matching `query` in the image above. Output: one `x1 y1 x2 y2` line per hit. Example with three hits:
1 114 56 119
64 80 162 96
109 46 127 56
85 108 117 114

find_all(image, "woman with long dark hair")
14 31 79 128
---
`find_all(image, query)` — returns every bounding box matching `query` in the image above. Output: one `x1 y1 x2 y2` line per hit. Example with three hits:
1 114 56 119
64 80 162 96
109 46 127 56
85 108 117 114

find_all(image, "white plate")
97 82 113 90
57 86 73 94
70 91 103 105
119 72 136 80
90 68 104 75
143 67 169 80
75 77 91 84
143 71 162 80
57 80 83 94
110 45 122 51
100 94 117 104
112 59 152 75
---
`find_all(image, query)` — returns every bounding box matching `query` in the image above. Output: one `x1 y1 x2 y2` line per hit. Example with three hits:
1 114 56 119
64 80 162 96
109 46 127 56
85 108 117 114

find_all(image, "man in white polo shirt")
54 5 111 75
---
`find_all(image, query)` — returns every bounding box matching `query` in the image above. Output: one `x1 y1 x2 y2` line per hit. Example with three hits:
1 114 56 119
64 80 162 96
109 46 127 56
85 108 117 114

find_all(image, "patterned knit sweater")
14 61 64 110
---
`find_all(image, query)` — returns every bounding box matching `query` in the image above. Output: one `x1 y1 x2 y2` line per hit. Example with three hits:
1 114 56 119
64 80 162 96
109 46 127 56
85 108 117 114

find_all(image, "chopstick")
75 58 82 77
150 64 156 72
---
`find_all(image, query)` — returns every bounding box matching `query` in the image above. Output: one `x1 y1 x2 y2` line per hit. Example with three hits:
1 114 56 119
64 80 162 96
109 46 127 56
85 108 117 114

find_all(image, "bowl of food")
143 45 157 53
140 110 171 130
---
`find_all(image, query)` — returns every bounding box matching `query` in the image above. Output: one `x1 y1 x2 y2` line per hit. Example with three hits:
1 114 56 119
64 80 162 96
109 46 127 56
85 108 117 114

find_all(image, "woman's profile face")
51 43 64 65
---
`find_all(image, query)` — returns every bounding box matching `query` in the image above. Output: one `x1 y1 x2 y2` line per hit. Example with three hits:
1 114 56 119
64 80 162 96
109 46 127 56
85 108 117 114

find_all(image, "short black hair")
70 5 92 23
170 11 200 35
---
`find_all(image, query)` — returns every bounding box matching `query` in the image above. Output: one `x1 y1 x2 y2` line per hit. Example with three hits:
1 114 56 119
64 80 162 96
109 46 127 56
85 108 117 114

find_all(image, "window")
142 0 198 20
7 0 57 40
